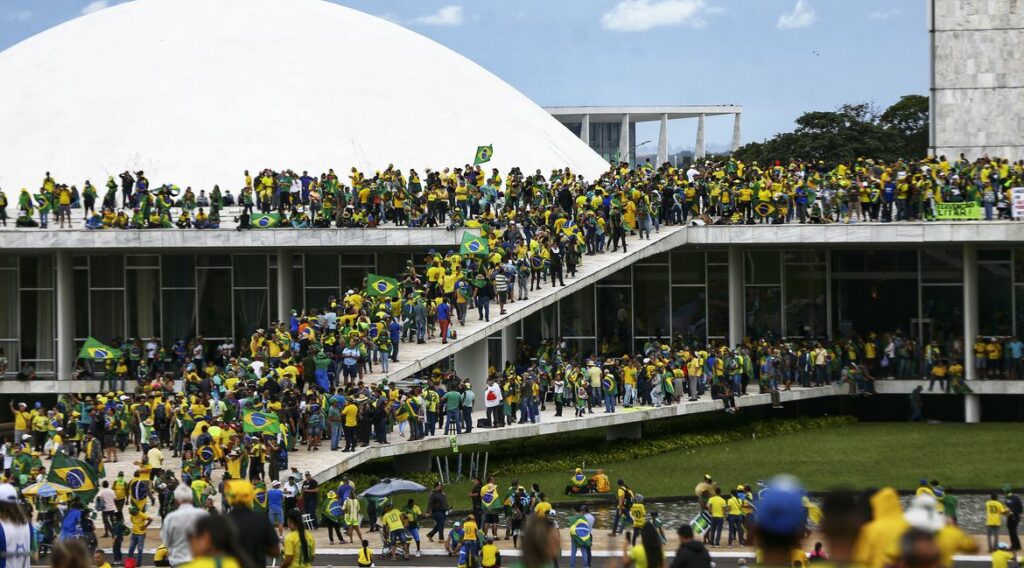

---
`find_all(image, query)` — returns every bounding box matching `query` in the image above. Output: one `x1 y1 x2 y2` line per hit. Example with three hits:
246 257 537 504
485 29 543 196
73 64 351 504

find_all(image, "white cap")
21 434 30 441
0 484 18 502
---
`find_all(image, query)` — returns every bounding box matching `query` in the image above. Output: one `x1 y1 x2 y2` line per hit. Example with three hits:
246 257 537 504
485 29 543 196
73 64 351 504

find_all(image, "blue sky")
0 0 926 151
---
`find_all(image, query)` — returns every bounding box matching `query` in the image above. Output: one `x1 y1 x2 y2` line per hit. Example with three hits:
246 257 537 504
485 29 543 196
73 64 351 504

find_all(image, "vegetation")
733 94 929 166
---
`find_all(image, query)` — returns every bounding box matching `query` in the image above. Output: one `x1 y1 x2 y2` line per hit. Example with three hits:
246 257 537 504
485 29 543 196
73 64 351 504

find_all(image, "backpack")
155 403 167 422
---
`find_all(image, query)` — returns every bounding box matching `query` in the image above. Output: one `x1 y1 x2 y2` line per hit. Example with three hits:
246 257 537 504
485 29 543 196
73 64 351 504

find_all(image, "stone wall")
931 0 1024 159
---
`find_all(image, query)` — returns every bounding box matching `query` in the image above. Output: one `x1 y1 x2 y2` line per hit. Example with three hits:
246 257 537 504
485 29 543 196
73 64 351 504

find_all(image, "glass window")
90 289 125 343
707 251 729 265
832 277 918 339
162 255 196 288
671 252 705 285
563 338 596 360
196 269 232 338
19 256 53 288
126 255 160 267
0 270 17 340
638 252 669 265
127 269 161 339
596 287 631 352
73 270 89 339
305 289 336 314
979 249 1010 262
234 289 269 340
341 268 369 293
305 254 339 287
671 286 707 344
20 290 53 362
197 255 231 267
601 267 631 286
979 262 1012 336
634 267 670 339
233 255 268 288
745 286 782 338
377 252 412 280
921 285 963 343
522 304 558 347
342 254 375 266
785 264 827 338
90 255 124 288
707 264 729 338
744 251 780 285
559 285 595 337
783 251 825 264
162 289 196 341
834 250 917 274
920 249 962 284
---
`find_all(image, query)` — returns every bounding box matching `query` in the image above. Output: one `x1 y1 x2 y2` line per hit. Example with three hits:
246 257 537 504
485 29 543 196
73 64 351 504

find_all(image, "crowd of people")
2 154 1023 230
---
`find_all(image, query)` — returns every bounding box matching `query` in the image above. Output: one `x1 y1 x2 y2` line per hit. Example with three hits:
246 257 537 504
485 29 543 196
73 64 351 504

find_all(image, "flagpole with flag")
474 144 493 166
77 337 121 361
366 274 400 298
459 232 490 256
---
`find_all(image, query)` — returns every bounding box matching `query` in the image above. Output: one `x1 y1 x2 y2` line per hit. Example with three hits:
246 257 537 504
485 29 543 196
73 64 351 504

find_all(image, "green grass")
431 423 1023 510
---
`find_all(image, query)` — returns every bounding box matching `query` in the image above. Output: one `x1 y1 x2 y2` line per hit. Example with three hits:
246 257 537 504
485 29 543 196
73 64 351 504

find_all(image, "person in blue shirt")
437 297 452 345
388 318 402 362
268 480 285 536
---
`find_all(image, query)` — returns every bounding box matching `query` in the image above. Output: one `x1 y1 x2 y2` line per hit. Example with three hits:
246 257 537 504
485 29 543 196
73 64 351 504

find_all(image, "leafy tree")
733 95 929 167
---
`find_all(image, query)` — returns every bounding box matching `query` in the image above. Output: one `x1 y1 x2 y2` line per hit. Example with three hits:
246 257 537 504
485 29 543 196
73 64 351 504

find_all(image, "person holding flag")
568 504 593 568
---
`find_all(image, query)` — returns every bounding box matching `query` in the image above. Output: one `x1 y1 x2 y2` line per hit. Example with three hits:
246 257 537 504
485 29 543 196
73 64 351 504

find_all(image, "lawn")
433 423 1023 510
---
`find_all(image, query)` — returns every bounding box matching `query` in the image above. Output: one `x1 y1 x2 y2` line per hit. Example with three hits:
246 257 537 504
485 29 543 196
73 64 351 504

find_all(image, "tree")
733 95 929 167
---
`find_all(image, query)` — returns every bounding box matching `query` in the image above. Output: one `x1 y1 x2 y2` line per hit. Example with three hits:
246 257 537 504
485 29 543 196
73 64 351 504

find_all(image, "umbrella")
359 478 426 497
22 481 73 498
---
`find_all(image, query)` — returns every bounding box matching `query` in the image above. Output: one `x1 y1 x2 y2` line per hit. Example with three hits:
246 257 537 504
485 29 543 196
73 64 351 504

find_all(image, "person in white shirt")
483 377 503 428
0 484 31 568
161 484 209 567
96 481 118 537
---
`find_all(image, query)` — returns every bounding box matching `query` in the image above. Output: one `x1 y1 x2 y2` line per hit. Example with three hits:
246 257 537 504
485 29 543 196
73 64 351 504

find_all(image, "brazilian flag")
251 213 281 229
323 496 344 523
48 453 99 504
569 516 592 546
77 337 121 360
253 483 268 513
460 232 489 256
753 202 776 218
474 144 493 166
481 485 502 511
242 410 281 435
367 274 399 299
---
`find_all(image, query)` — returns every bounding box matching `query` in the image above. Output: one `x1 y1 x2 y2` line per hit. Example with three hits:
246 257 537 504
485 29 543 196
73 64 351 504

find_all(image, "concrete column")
618 113 630 165
606 421 642 441
579 114 590 146
728 246 744 348
454 338 489 400
657 113 669 166
56 251 74 380
500 324 518 367
277 249 293 324
964 393 981 423
695 114 706 159
731 113 743 152
963 244 978 382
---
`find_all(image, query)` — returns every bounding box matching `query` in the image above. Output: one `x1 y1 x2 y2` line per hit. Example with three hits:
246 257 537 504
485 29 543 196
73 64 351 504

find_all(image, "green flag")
77 337 120 360
48 453 99 504
367 274 400 298
251 213 281 229
242 410 281 435
474 145 493 165
460 232 489 256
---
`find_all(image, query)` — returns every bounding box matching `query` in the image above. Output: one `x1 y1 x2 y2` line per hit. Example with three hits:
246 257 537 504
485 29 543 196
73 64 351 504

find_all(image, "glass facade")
1 246 1020 377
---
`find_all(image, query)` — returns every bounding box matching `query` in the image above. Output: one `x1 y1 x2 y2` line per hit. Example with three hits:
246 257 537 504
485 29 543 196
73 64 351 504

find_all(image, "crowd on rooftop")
2 154 1023 230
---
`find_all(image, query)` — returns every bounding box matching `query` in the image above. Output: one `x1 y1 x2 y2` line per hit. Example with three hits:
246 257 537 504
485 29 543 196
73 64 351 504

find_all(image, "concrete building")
0 0 608 191
545 106 743 165
930 0 1024 159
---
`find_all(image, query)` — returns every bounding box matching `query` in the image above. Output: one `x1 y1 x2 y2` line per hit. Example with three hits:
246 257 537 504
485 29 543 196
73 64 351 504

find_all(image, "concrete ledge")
686 221 1024 246
874 379 1024 395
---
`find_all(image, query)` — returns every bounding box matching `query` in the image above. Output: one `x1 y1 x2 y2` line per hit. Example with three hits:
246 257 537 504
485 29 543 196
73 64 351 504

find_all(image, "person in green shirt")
442 389 462 435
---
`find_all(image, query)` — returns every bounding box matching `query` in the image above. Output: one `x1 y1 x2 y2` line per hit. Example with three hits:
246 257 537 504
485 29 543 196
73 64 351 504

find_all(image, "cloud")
601 0 712 32
777 0 816 29
2 8 32 22
80 0 110 15
411 5 464 26
869 8 901 20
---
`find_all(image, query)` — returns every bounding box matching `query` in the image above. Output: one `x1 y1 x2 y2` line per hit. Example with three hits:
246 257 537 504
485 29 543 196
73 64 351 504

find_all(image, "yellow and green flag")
460 232 489 256
474 145 493 166
252 213 281 229
367 274 400 298
77 337 120 360
48 453 99 504
242 410 281 435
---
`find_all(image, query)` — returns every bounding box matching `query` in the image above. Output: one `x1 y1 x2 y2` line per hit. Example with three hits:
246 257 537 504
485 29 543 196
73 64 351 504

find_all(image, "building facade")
930 0 1024 159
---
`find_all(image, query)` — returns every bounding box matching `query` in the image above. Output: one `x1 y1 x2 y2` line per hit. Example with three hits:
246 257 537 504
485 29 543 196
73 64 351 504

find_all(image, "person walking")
162 484 209 567
426 483 449 542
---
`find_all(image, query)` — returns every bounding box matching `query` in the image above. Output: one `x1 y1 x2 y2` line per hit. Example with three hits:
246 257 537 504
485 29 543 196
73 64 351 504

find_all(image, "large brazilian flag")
459 232 489 256
252 213 281 229
242 410 281 435
77 337 121 360
367 274 400 298
474 144 493 166
48 453 99 504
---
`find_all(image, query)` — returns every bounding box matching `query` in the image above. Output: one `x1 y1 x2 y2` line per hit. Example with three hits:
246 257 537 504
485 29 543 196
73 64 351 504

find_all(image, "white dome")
0 0 607 191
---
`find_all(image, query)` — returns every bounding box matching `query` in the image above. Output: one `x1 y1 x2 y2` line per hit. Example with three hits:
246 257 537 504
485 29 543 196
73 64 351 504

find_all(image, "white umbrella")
359 478 427 497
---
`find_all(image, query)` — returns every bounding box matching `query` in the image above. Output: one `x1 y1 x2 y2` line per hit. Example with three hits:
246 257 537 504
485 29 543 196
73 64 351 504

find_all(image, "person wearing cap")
0 483 31 566
267 480 285 536
9 401 31 444
753 477 809 568
225 479 280 568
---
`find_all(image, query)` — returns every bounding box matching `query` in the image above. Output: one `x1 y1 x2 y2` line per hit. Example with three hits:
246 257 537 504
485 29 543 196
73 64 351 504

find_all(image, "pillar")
618 113 630 165
454 338 489 399
579 114 590 146
277 249 293 324
500 324 518 367
56 251 74 380
606 421 642 441
695 114 706 159
964 393 981 423
731 113 743 152
728 246 744 348
963 244 978 382
657 113 669 166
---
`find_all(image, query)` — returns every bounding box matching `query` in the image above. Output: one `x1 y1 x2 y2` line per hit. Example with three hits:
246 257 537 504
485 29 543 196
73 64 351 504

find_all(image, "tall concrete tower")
930 0 1024 159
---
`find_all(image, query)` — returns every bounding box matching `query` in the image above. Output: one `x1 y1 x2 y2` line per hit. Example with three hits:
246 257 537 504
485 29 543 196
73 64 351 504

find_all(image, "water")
550 493 989 533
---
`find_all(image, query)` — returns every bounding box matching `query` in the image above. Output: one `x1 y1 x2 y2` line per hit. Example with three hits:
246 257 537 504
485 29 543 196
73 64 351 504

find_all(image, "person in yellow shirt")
706 488 726 547
480 536 501 568
726 488 746 546
992 543 1017 568
9 402 31 443
986 493 1009 552
128 505 152 566
283 510 316 568
382 503 410 560
628 495 647 545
